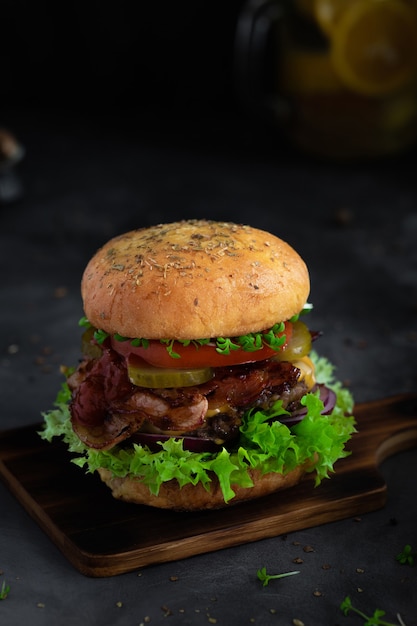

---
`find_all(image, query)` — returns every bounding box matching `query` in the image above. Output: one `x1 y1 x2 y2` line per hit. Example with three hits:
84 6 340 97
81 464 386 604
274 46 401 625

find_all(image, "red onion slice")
278 384 337 426
130 384 336 451
310 330 323 342
131 432 222 453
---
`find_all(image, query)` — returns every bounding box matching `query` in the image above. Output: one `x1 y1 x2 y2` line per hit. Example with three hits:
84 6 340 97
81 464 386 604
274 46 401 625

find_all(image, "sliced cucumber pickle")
81 327 103 359
274 320 312 362
127 354 214 388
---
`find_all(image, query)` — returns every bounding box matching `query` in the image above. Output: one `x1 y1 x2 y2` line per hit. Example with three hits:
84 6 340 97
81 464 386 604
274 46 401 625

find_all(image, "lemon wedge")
313 0 353 36
330 0 417 96
279 45 343 94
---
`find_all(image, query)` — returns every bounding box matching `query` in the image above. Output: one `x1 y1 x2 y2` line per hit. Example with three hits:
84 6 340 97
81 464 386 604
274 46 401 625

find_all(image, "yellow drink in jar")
276 0 417 157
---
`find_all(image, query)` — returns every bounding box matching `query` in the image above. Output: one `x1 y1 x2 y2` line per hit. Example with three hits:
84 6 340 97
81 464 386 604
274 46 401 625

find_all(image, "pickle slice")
127 355 213 388
274 321 312 362
81 327 103 359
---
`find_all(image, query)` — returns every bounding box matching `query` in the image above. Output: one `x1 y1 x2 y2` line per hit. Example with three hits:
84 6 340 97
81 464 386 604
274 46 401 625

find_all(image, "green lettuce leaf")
39 353 356 504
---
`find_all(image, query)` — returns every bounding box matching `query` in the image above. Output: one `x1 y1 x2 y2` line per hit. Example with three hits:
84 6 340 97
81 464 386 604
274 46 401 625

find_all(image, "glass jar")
235 0 417 158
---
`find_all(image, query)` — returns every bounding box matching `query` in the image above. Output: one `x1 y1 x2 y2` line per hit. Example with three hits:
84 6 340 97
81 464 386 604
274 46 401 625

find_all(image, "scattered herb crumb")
161 605 172 617
54 286 68 299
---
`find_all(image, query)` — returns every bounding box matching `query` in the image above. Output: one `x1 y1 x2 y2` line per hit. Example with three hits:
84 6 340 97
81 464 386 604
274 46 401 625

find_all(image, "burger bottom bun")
97 463 311 511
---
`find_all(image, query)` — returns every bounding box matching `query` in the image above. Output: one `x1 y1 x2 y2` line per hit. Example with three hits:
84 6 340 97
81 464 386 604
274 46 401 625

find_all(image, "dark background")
1 1 245 117
1 2 417 625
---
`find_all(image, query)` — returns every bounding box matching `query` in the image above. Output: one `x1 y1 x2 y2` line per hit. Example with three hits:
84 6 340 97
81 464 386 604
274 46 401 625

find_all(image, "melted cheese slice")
138 356 317 437
291 355 316 390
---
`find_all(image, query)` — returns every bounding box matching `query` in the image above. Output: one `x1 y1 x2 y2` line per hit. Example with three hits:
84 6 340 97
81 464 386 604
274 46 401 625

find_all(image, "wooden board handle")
350 393 417 468
1 394 416 577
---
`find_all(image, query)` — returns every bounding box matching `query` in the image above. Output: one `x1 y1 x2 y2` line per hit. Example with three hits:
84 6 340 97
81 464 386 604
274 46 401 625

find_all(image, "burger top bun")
82 220 310 340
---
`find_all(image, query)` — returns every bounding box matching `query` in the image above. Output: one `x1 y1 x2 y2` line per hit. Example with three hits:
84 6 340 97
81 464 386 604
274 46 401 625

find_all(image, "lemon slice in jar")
313 0 353 37
279 46 344 94
330 0 417 96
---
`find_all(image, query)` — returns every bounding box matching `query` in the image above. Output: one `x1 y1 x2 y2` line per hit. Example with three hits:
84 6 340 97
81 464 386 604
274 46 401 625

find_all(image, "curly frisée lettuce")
39 353 356 504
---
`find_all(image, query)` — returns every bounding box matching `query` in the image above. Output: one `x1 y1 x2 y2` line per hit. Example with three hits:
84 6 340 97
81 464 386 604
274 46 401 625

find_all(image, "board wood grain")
1 394 416 577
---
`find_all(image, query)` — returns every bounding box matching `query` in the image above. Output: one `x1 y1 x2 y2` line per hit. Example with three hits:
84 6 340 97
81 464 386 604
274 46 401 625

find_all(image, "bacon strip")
68 348 304 450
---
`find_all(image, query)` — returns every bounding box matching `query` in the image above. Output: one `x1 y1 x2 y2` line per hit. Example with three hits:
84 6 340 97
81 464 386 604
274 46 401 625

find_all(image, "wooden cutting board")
1 394 416 577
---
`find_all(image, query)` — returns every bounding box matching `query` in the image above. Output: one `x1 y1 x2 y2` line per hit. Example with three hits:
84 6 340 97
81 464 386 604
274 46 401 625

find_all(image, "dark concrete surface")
0 109 416 625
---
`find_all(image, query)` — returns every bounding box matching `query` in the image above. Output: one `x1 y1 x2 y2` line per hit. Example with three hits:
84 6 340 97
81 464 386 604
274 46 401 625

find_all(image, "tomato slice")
110 321 292 368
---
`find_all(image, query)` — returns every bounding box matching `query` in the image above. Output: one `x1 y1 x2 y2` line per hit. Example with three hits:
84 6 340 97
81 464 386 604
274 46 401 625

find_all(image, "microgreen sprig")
238 332 263 352
396 544 414 566
160 338 182 359
256 567 300 587
78 316 91 328
340 596 407 626
215 337 241 354
79 318 290 356
131 337 150 349
0 580 10 600
79 303 313 358
79 317 109 345
261 322 286 350
113 333 129 342
215 322 287 355
94 329 110 345
160 338 211 358
113 333 150 349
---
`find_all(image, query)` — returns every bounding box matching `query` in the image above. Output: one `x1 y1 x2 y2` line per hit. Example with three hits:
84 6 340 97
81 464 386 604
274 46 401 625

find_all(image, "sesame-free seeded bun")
81 220 310 340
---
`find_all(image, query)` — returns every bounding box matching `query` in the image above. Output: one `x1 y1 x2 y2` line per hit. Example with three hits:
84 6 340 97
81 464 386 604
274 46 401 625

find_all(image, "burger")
40 220 355 510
